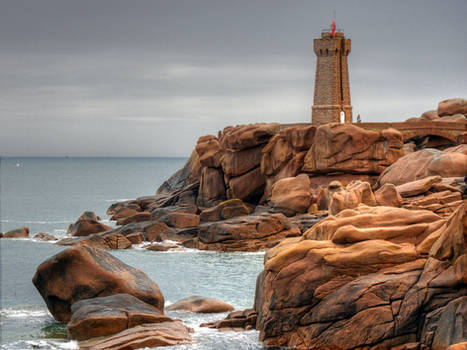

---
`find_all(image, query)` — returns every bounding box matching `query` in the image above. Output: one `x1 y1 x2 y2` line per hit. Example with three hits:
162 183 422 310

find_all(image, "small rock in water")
144 242 179 251
4 227 29 238
166 295 234 313
33 232 57 241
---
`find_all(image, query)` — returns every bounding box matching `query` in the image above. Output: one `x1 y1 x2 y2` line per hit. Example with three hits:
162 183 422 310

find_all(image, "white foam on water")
1 219 70 224
104 198 132 203
1 308 49 318
23 340 79 350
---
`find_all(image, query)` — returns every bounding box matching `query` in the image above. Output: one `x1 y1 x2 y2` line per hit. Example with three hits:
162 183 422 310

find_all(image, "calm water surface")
0 158 266 349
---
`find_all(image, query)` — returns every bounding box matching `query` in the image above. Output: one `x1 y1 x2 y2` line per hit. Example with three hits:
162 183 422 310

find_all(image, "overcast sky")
1 0 466 157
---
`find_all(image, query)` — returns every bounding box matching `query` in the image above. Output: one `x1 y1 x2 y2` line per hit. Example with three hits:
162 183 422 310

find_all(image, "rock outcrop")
166 296 234 313
254 204 467 349
67 211 112 237
32 245 164 323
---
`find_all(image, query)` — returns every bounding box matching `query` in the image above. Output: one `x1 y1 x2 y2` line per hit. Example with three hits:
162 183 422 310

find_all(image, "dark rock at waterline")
166 296 234 313
200 308 257 331
126 232 144 244
33 232 57 241
4 226 29 238
55 232 132 249
67 293 171 341
0 232 3 238
67 211 112 237
32 245 164 323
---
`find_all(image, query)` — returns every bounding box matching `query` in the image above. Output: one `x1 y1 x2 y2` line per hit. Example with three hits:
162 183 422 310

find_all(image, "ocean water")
0 157 266 350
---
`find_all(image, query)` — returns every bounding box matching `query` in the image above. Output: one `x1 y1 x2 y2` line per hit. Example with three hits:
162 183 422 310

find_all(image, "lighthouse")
311 22 352 125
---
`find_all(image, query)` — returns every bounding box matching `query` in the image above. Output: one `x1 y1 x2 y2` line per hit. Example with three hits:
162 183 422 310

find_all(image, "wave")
104 199 132 203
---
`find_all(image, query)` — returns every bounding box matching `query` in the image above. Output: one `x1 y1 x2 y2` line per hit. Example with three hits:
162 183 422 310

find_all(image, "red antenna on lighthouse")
331 10 336 37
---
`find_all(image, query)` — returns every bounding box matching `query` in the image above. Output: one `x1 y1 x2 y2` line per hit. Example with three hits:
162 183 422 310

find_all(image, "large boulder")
255 204 467 349
438 98 467 117
3 226 29 238
77 321 192 349
166 296 234 313
219 123 279 151
269 174 312 216
302 124 404 174
32 245 164 323
67 211 112 237
378 149 467 187
197 212 300 252
67 294 171 341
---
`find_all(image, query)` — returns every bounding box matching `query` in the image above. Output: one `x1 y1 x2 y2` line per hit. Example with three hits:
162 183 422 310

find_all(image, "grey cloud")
0 0 466 156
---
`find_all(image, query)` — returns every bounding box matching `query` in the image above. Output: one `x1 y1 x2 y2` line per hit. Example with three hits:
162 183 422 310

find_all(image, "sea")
0 157 266 350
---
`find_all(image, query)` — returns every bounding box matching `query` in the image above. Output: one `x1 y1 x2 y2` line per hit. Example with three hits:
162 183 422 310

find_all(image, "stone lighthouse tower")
311 23 352 125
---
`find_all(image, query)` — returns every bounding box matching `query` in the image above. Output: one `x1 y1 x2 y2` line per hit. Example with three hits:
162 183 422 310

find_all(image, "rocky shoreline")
2 98 465 349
